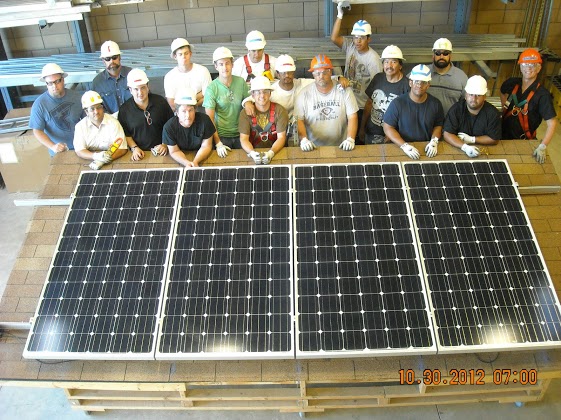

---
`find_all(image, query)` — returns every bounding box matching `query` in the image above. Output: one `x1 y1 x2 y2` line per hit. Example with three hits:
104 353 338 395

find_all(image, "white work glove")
216 141 231 158
300 137 316 152
248 150 262 165
89 160 104 170
400 142 420 160
92 151 112 163
262 150 275 165
461 143 480 158
337 2 345 19
339 137 355 151
458 132 476 144
533 143 547 164
424 137 439 158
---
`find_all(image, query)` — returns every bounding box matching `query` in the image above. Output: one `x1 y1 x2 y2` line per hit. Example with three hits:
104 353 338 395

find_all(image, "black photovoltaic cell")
404 160 561 351
294 164 435 357
157 166 293 359
24 169 181 359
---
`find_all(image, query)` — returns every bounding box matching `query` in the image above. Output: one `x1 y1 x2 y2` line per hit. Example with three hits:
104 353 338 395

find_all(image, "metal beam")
454 0 472 34
71 19 91 54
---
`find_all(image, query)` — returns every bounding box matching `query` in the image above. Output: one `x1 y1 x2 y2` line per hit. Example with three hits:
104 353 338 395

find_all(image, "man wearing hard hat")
500 48 557 164
443 75 501 158
331 2 382 141
428 38 468 115
118 68 174 161
164 38 212 110
360 45 409 144
162 87 215 167
73 90 127 169
29 63 83 156
232 30 277 83
92 40 132 114
203 47 251 158
294 54 359 151
383 64 444 160
239 76 288 165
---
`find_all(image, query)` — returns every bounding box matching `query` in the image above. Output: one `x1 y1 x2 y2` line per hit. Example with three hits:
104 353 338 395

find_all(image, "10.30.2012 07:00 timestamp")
399 368 538 386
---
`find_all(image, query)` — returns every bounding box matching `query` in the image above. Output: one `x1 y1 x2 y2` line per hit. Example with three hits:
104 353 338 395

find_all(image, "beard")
433 59 449 69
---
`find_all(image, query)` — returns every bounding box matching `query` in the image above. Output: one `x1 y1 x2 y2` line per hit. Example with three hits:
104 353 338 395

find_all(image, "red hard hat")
518 48 542 64
308 54 333 72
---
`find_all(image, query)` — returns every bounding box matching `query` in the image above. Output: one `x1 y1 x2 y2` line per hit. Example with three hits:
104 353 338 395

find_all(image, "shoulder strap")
243 55 253 82
264 54 270 71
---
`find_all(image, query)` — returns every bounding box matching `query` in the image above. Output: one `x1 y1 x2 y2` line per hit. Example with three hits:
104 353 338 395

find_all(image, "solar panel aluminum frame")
23 168 183 360
293 163 437 359
156 165 295 360
403 160 561 354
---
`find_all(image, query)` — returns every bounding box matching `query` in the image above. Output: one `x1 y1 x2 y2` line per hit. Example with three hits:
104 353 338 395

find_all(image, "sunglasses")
144 110 152 126
103 55 120 62
434 50 451 57
45 77 63 87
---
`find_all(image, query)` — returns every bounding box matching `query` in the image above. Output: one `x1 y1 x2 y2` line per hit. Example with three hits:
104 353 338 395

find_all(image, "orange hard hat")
518 48 542 64
308 54 333 72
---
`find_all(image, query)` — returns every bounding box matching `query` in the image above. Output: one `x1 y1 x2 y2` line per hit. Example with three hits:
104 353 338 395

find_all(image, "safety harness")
503 82 540 139
250 103 277 147
244 54 270 83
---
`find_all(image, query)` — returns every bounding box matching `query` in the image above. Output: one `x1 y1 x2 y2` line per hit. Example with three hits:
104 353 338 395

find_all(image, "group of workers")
30 7 557 170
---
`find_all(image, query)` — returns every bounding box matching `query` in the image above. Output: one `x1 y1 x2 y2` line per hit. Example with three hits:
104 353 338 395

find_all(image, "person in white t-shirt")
73 90 127 169
294 54 359 151
164 38 212 110
331 4 382 142
232 30 276 84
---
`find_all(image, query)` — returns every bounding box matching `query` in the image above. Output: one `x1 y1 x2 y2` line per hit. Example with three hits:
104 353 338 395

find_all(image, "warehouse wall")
1 0 560 58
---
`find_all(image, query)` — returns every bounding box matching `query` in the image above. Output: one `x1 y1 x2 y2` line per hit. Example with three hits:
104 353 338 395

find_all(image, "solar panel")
24 169 182 360
157 166 294 360
404 160 561 353
294 163 436 358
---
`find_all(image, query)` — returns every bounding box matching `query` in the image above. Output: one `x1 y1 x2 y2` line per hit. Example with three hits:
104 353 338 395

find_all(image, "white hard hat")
409 64 432 82
276 54 296 72
245 30 266 50
464 75 488 96
39 63 67 82
81 90 103 109
174 87 197 106
127 68 149 87
351 20 372 36
433 38 452 52
381 45 405 61
250 76 272 92
212 46 234 62
170 38 190 59
99 40 121 58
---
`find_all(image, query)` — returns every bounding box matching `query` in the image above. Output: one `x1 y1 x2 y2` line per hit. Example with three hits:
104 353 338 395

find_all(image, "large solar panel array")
157 166 293 359
24 161 561 360
24 169 182 359
294 164 435 357
404 161 561 352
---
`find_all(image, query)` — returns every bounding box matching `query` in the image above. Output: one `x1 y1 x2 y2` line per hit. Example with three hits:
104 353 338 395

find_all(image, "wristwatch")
130 146 138 151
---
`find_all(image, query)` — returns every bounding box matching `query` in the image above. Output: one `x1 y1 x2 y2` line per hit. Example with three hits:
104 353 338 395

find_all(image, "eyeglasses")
87 104 104 113
313 70 331 77
143 110 152 125
45 77 63 87
411 80 429 86
353 35 367 41
521 63 539 69
103 55 120 62
227 89 235 102
434 50 450 57
252 89 271 96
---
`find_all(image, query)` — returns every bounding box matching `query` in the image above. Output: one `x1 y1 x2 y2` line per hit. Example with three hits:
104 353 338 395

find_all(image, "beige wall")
2 0 560 58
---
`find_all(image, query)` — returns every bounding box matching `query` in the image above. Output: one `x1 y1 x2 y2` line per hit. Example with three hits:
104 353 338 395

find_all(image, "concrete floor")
0 122 560 418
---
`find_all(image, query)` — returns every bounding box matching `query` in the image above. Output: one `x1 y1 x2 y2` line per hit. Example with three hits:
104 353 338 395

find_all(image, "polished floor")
0 123 560 418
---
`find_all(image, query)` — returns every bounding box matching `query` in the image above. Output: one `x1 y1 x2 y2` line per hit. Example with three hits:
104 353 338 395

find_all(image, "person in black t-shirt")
162 88 215 167
443 75 501 158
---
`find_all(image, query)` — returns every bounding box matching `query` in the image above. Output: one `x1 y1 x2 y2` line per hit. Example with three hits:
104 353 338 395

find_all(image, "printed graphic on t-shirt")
52 102 76 131
314 100 341 121
370 90 400 126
